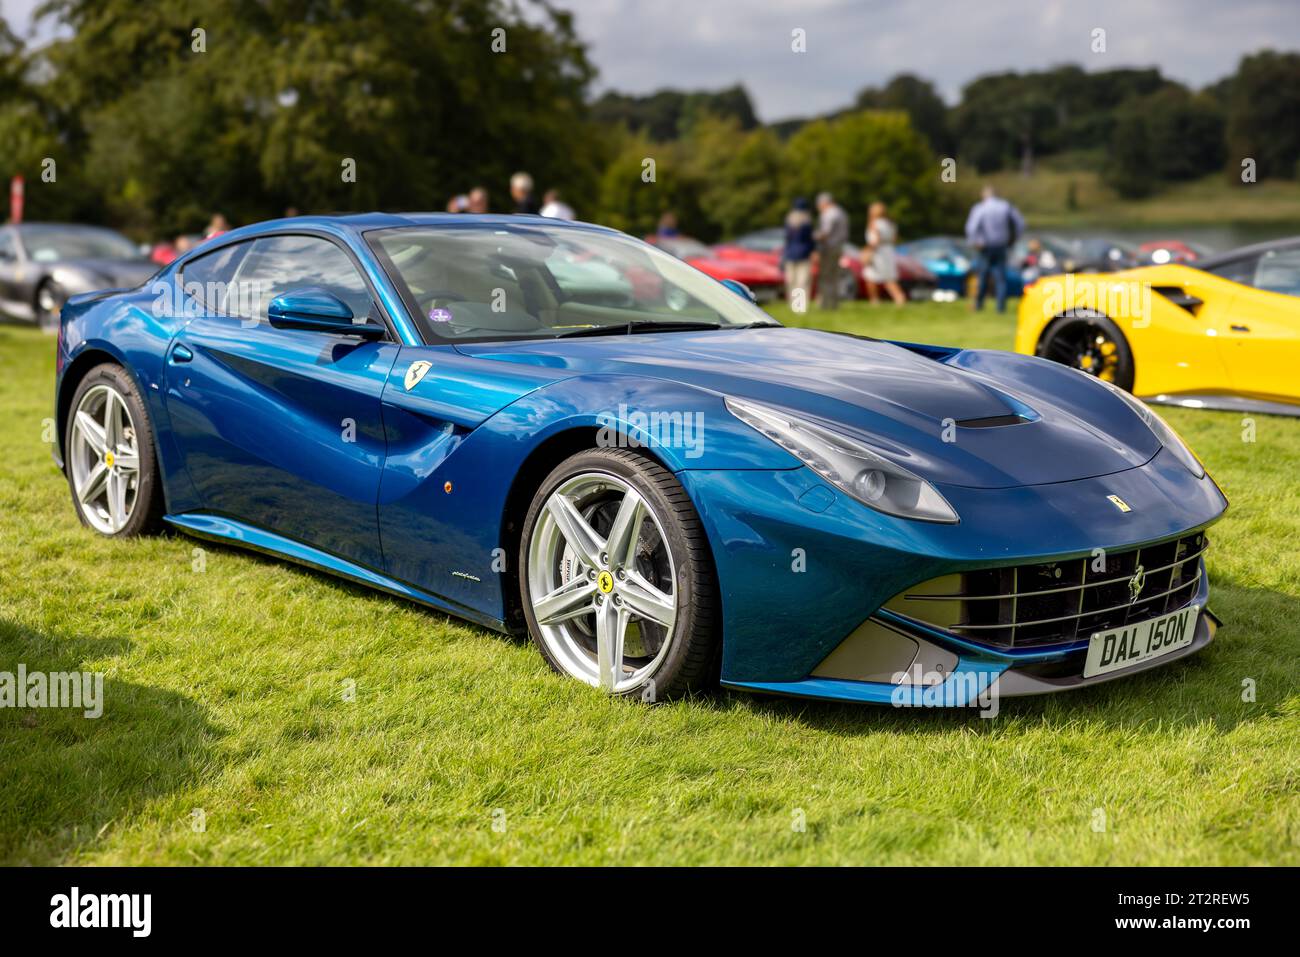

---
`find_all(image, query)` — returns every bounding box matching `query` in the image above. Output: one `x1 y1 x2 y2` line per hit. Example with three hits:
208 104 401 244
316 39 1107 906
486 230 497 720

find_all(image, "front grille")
887 533 1207 649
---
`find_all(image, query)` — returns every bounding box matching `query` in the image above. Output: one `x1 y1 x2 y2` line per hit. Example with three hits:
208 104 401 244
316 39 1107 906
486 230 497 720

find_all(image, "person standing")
814 192 848 310
781 197 815 312
510 172 540 214
540 189 575 220
965 185 1025 313
862 201 906 306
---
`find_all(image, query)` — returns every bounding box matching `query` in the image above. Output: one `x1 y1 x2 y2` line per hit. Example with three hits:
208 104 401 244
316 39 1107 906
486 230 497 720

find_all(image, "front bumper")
679 444 1227 700
724 576 1217 705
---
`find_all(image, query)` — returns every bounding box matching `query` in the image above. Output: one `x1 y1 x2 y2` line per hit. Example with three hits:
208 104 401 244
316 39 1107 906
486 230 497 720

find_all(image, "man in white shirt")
539 189 576 221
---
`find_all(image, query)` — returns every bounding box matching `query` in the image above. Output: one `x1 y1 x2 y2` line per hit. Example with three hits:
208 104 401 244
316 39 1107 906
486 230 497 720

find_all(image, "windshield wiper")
553 319 726 338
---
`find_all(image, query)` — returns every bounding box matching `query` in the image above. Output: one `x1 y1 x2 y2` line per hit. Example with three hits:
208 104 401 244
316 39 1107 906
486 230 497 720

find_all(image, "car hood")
54 257 156 290
456 327 1160 489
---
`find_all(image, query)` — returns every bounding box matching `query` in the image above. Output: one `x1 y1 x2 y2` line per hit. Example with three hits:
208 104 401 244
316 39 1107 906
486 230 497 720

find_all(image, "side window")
1203 255 1258 287
1253 249 1300 298
0 229 16 261
228 234 373 323
180 241 252 313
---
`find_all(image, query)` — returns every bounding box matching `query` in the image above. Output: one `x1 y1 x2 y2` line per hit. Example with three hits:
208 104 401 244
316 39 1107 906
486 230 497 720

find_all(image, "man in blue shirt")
965 186 1026 313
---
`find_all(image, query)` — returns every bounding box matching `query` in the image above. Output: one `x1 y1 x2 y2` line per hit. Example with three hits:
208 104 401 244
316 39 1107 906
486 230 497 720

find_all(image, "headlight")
1083 374 1205 478
725 397 959 523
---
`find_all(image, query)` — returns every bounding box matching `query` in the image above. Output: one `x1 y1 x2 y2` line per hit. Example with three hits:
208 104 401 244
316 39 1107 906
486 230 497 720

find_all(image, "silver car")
0 223 157 330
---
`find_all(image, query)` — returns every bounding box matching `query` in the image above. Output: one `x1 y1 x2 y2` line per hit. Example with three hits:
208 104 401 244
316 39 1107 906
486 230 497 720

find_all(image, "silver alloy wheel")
69 384 141 534
527 472 678 692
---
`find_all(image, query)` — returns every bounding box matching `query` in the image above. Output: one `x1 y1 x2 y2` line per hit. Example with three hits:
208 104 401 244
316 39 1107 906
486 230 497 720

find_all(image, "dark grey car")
0 223 158 331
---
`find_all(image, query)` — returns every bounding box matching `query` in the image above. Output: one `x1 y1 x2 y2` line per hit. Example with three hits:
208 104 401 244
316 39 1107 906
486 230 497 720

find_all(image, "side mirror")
719 278 757 303
267 287 384 338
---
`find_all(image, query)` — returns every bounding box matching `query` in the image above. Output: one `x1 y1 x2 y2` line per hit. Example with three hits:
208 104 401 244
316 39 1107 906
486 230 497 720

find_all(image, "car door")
163 232 400 570
1216 247 1300 402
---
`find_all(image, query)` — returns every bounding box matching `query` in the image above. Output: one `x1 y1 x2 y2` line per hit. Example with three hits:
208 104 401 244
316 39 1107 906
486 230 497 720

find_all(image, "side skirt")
1143 393 1300 418
165 512 508 633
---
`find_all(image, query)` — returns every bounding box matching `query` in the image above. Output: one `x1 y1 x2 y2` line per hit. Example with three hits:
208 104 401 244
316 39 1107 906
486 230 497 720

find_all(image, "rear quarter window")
180 241 252 314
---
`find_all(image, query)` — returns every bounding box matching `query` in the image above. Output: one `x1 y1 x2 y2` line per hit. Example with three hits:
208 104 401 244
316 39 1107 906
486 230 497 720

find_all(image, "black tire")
1037 312 1136 392
518 448 719 700
35 280 66 333
64 362 166 537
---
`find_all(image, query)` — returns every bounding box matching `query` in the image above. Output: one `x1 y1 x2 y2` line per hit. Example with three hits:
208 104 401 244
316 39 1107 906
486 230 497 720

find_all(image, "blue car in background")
52 214 1227 706
899 234 1081 297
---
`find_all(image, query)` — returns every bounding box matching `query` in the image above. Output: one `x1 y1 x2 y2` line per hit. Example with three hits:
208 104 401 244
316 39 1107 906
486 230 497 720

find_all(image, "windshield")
21 226 140 263
367 223 778 342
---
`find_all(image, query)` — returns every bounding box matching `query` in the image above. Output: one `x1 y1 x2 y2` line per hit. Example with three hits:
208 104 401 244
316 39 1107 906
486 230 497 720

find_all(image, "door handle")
170 342 194 363
1230 324 1250 333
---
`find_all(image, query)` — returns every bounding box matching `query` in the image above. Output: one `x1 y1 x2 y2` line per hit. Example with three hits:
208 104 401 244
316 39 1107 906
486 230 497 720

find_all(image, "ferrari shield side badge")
404 360 432 391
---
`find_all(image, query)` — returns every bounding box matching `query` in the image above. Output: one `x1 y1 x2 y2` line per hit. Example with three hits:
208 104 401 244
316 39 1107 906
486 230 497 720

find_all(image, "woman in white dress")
861 202 907 305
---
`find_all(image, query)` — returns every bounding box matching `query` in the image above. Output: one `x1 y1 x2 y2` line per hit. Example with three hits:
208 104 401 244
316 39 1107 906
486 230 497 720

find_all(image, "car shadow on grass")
710 576 1299 737
0 617 219 865
146 531 1298 738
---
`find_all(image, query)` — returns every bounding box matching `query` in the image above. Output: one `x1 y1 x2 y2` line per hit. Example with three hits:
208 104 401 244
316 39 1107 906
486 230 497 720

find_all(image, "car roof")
166 213 626 271
234 212 620 236
1197 235 1300 270
10 222 128 233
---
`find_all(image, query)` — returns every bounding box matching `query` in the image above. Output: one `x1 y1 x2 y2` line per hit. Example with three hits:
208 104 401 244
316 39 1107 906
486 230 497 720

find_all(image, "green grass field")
1 303 1297 865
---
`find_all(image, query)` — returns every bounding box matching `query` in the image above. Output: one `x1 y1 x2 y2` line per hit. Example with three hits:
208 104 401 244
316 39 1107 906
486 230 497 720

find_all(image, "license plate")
1083 605 1198 678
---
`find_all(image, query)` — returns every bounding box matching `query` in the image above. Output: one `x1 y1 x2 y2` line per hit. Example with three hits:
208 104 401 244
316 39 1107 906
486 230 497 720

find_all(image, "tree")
1103 86 1226 198
1225 51 1300 180
683 115 783 239
781 110 944 242
0 18 91 221
596 132 706 239
30 0 605 234
855 73 950 154
591 84 757 141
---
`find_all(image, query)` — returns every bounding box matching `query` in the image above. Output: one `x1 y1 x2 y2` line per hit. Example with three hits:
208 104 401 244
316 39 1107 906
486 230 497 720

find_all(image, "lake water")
1050 223 1299 255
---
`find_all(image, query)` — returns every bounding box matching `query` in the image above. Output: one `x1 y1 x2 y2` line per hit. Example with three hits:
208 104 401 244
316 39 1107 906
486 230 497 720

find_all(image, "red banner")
9 175 23 223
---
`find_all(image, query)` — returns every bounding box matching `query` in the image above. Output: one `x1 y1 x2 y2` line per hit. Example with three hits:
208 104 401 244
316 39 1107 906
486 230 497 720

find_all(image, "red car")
646 235 784 302
713 228 935 300
1138 239 1208 266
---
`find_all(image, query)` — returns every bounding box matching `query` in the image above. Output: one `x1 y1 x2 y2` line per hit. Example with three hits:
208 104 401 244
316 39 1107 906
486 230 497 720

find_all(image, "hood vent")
956 413 1031 429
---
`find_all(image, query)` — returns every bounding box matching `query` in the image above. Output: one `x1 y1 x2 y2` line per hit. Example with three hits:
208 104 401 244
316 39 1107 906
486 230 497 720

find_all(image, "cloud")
576 0 1300 120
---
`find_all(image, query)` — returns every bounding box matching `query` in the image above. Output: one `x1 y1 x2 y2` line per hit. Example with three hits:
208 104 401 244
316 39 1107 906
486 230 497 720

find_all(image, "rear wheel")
519 448 718 699
65 363 165 536
1037 313 1136 392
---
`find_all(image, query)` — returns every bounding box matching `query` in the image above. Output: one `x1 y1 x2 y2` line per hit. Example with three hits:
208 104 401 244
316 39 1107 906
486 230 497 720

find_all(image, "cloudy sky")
5 0 1299 120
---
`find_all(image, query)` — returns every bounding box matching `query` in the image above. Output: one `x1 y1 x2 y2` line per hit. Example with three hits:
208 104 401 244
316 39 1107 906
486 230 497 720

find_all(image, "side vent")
1153 286 1203 315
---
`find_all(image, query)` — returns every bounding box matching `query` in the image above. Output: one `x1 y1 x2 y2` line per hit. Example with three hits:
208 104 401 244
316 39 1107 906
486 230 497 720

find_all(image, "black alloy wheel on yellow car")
1036 312 1136 392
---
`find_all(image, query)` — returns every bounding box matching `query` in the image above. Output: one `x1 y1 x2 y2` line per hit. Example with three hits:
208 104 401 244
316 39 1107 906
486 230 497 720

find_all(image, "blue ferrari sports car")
52 213 1227 706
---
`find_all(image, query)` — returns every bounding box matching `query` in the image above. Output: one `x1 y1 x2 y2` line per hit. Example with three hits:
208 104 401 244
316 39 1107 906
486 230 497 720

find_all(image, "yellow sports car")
1016 238 1300 415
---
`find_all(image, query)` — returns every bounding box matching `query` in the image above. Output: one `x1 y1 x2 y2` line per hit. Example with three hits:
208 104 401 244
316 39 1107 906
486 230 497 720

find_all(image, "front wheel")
519 448 718 699
1037 313 1136 392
